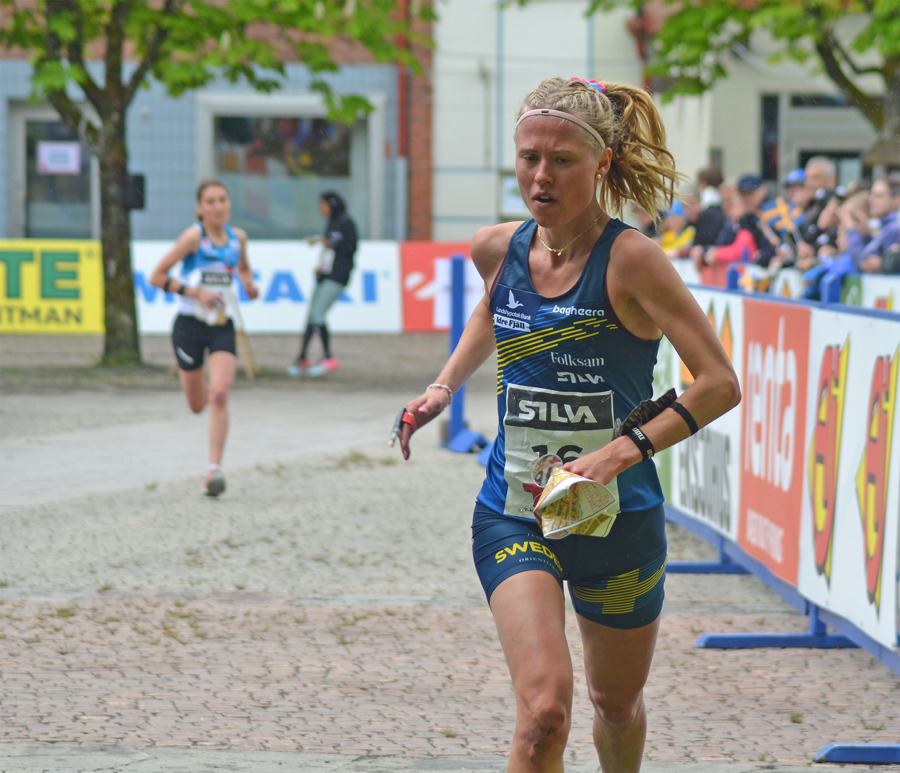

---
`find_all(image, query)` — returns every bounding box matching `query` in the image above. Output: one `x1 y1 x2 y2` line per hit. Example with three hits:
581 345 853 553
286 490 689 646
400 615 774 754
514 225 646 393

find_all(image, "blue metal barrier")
814 743 900 764
666 505 900 764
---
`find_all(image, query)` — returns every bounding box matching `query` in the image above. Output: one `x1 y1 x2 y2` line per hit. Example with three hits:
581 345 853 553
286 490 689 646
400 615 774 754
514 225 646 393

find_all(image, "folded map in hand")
534 468 619 540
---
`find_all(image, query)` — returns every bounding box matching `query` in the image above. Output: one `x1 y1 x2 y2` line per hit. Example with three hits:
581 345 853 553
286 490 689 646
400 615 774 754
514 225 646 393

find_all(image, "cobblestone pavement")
1 334 897 772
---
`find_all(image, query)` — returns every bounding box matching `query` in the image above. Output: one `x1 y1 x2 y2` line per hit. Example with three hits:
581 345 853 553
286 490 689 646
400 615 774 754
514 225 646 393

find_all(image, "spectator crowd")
647 156 900 300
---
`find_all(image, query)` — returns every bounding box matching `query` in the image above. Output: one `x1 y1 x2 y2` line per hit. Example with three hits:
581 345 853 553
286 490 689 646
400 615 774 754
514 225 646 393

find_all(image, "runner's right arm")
150 225 221 309
396 222 517 460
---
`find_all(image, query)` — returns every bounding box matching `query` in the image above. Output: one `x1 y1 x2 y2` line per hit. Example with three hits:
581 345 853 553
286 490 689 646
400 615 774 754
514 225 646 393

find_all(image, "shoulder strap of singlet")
489 220 536 297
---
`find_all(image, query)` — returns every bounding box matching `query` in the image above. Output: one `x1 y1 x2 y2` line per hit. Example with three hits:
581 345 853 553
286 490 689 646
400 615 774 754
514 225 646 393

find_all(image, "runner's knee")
588 687 644 729
515 693 570 758
208 385 229 411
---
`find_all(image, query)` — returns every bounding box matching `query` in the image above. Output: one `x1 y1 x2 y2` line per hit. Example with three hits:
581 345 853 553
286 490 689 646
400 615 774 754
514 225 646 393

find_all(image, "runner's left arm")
233 227 259 300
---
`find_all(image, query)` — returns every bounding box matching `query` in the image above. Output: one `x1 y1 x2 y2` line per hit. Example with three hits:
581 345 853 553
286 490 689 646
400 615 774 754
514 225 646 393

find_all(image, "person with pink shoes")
288 191 358 377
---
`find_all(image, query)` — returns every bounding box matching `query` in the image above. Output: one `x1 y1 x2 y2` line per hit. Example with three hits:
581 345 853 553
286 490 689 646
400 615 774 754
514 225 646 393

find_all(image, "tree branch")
815 35 884 129
41 0 102 143
103 0 126 104
125 0 181 105
60 1 105 111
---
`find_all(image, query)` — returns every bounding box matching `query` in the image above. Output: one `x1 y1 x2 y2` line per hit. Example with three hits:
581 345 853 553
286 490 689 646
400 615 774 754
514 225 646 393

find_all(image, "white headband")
515 108 606 149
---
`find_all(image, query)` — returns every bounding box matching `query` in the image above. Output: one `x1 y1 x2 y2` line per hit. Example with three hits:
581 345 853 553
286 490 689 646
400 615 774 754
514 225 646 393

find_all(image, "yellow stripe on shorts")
571 558 667 614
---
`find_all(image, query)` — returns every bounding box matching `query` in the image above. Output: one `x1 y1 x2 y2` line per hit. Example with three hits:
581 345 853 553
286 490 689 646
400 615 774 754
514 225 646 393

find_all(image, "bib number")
502 384 619 520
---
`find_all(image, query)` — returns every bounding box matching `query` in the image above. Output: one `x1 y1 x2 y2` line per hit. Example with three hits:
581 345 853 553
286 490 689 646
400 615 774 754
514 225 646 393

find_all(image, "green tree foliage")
0 0 433 364
514 0 899 155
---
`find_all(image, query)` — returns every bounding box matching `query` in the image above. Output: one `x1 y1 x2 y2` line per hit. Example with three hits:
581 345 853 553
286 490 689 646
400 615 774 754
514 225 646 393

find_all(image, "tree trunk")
98 116 141 366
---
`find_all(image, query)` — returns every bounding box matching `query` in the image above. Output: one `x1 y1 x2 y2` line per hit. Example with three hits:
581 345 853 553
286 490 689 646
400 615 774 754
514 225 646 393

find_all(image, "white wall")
430 1 882 239
432 0 638 240
706 31 879 182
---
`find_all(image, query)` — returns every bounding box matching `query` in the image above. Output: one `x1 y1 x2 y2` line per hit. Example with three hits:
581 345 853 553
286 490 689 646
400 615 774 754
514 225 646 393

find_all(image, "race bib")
502 383 619 521
193 270 232 325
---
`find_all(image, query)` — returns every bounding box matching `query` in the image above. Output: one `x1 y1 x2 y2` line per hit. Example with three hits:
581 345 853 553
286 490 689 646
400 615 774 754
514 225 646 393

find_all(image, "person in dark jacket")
288 191 358 377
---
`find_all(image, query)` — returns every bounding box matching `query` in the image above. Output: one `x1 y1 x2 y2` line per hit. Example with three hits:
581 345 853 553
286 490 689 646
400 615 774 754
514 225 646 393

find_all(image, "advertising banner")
846 274 899 314
737 298 811 586
400 242 481 332
0 240 104 334
799 309 899 650
132 240 403 334
665 288 744 542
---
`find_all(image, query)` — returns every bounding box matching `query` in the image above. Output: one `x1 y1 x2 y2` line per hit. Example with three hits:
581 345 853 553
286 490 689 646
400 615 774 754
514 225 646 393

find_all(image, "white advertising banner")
664 288 744 543
663 288 900 653
132 240 403 334
855 274 900 313
798 308 900 650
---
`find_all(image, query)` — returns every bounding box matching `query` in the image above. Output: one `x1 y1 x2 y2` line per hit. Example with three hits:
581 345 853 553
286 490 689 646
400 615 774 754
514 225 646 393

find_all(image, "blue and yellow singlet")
477 217 665 523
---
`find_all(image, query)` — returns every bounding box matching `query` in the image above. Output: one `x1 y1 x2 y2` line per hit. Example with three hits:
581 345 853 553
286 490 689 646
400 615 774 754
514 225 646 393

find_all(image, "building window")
26 121 92 239
789 95 850 108
216 116 352 178
760 95 779 183
198 93 386 240
212 115 361 239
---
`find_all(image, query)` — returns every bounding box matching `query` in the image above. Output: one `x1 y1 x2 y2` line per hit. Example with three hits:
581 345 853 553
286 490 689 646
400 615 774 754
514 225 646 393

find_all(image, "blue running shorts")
471 501 667 629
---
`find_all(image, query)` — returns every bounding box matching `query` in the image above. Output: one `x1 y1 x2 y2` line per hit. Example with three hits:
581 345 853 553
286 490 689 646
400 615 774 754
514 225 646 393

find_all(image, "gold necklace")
538 214 603 256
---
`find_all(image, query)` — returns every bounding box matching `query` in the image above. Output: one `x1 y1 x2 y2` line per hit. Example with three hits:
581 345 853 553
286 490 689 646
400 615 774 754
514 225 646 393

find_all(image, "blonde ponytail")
516 77 683 223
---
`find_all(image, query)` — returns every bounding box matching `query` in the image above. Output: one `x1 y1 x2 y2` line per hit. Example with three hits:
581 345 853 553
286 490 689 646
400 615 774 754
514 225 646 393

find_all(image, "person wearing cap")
758 169 809 263
785 167 805 188
395 75 740 772
287 191 358 377
656 199 696 258
697 173 779 268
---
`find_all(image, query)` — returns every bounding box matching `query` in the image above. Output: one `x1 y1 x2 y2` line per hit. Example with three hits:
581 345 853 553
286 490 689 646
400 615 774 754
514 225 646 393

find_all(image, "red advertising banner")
738 299 811 584
400 242 471 332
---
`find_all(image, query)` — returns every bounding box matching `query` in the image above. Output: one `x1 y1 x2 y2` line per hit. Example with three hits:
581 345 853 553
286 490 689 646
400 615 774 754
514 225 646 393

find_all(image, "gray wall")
1 60 400 240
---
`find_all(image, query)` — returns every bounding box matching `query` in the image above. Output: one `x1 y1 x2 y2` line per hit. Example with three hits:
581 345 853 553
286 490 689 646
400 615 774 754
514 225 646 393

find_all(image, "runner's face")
514 116 606 227
197 185 231 227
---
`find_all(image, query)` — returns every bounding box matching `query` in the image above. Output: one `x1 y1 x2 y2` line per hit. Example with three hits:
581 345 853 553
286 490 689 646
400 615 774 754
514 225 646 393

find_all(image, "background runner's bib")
194 270 233 325
477 217 665 522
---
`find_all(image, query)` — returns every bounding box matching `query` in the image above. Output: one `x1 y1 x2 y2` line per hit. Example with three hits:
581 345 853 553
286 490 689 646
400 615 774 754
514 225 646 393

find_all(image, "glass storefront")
212 114 368 239
25 120 93 239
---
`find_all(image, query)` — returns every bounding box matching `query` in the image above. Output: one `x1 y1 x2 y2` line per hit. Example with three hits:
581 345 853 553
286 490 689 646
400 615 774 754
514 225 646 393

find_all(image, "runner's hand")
390 391 449 460
196 287 224 309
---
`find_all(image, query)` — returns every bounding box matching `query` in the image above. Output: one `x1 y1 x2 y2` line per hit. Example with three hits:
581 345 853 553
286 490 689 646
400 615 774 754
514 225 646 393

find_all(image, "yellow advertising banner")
0 240 104 334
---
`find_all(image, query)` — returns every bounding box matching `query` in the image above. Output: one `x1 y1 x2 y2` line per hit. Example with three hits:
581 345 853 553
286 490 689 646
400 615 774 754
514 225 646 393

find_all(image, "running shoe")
306 357 339 377
205 469 226 497
287 358 310 377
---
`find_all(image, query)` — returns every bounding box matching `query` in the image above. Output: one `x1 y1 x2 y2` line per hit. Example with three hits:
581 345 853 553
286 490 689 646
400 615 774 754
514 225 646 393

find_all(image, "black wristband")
163 277 173 293
625 426 656 460
670 402 699 435
176 283 188 296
